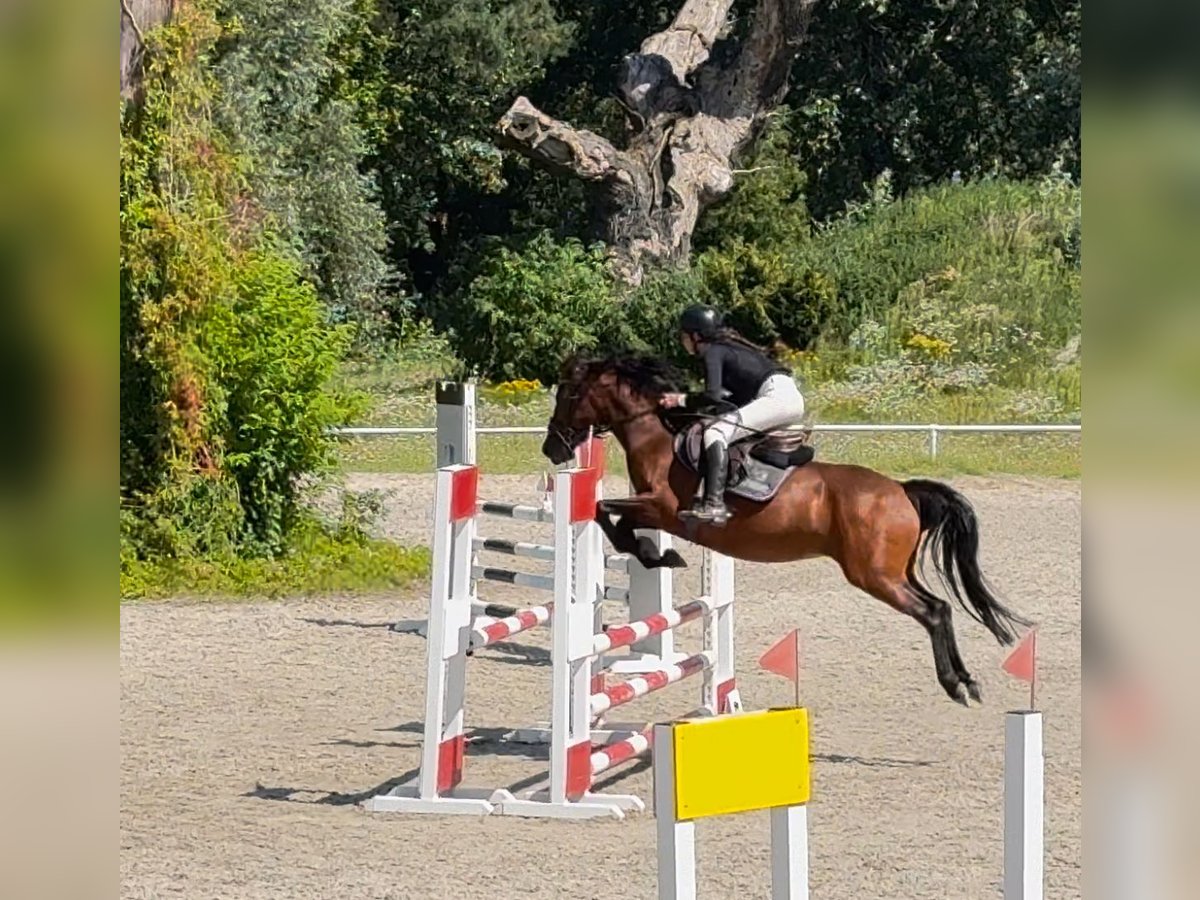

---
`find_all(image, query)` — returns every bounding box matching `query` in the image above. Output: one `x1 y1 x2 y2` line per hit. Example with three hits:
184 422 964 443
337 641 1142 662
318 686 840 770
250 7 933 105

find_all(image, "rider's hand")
660 393 686 408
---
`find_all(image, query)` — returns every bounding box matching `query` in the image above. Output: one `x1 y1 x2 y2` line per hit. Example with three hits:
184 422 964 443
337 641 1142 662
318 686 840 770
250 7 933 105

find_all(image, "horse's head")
542 353 684 464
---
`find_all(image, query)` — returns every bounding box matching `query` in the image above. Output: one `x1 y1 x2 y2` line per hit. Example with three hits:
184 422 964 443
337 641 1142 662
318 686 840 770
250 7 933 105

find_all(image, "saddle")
673 421 815 504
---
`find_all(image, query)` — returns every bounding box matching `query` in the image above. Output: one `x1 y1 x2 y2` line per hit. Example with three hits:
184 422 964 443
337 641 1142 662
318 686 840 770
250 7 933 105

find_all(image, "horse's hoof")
949 682 971 707
659 549 687 569
966 679 983 704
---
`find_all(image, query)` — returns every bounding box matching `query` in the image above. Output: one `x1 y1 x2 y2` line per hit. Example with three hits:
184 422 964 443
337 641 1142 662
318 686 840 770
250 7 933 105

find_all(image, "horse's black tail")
903 479 1032 645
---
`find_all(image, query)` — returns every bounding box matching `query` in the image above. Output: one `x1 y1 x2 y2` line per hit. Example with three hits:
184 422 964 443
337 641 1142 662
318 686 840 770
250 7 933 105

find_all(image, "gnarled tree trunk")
120 0 175 100
497 0 817 285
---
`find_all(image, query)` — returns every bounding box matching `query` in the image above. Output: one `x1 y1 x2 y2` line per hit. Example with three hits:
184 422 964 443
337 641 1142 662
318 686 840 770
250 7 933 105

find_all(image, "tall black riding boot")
683 440 730 525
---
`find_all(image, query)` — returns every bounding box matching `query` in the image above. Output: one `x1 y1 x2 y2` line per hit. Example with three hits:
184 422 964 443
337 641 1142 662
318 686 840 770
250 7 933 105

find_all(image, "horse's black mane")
562 352 687 397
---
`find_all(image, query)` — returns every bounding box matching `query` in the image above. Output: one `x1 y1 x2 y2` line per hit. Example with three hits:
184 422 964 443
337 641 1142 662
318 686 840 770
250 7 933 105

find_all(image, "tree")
362 0 575 310
120 0 176 100
121 2 360 558
213 0 391 328
787 0 1081 219
496 0 819 285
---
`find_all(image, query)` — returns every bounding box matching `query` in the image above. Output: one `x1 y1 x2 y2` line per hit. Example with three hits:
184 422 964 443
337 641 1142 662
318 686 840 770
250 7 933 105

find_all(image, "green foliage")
450 234 619 383
364 0 575 298
695 240 836 350
797 175 1081 345
214 0 391 326
789 0 1080 219
121 497 430 599
121 2 365 565
207 249 363 550
695 111 812 251
765 177 1083 419
619 268 705 363
118 0 1085 599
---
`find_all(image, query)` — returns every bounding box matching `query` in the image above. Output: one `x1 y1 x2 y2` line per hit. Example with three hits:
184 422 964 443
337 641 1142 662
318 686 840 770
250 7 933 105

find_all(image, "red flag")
760 629 802 707
1001 628 1037 683
759 629 802 681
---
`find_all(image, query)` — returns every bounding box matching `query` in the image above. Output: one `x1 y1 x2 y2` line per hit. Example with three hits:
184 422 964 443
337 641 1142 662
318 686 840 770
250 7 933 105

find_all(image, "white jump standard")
364 462 740 818
395 380 685 674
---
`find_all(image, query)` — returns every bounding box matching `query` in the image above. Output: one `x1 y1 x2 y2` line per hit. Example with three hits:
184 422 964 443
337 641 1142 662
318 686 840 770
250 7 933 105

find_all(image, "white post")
365 466 494 814
415 467 461 797
929 424 940 459
566 470 603 797
548 470 579 804
392 382 479 636
436 381 475 466
654 723 697 900
591 458 608 705
770 805 810 900
1004 711 1044 900
625 529 676 659
497 468 634 819
702 550 741 715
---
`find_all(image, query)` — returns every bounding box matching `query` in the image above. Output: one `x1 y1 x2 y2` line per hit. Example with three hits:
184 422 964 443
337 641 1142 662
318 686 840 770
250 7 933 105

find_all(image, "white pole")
548 471 577 804
770 804 810 900
1004 711 1044 900
436 381 475 466
415 468 457 798
701 550 741 715
654 723 697 900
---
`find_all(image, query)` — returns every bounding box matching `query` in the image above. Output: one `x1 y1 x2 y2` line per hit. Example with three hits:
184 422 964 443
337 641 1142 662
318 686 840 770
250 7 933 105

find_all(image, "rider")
662 305 807 524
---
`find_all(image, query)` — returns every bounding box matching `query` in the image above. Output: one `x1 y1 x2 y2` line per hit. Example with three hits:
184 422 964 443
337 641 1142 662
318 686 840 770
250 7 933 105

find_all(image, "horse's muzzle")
541 432 575 465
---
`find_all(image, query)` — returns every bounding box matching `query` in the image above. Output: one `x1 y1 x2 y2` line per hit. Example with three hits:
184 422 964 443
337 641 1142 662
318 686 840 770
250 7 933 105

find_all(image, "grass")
120 522 431 601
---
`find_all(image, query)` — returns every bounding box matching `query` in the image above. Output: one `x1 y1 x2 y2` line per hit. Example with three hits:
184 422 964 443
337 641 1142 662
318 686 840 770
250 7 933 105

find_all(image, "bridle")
547 380 669 452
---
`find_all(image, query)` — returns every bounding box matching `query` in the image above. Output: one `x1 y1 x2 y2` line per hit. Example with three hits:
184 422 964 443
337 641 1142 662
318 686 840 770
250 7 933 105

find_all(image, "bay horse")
540 353 1032 706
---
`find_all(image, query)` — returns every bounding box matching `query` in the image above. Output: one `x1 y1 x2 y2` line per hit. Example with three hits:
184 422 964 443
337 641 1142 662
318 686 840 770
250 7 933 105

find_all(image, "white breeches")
702 373 806 449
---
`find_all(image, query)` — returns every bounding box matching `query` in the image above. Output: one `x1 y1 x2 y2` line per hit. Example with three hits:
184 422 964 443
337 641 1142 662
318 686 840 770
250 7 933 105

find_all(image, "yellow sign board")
670 707 810 821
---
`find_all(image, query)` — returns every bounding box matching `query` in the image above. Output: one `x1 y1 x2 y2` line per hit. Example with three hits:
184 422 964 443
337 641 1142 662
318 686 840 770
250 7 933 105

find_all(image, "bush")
121 4 363 563
431 178 1080 403
620 267 706 363
121 493 430 599
449 233 619 383
207 248 362 550
694 110 812 252
797 175 1081 346
695 240 836 349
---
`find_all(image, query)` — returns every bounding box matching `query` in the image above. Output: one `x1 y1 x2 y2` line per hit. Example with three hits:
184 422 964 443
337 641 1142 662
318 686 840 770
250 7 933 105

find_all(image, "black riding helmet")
679 304 722 340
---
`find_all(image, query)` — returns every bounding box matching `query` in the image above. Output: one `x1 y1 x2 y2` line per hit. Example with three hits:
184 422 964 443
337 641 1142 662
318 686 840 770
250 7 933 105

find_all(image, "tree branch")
619 0 737 122
121 0 146 48
640 0 735 82
496 97 635 184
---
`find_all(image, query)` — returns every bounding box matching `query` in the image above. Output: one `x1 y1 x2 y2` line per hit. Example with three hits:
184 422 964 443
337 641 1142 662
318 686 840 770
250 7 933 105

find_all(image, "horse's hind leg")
843 563 976 706
907 571 982 703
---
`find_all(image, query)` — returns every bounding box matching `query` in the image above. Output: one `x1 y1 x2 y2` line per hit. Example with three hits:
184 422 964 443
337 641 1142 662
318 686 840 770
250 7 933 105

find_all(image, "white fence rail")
331 423 1081 460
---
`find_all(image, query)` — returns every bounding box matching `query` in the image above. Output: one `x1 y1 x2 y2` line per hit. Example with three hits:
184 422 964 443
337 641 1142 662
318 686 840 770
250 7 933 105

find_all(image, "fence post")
929 424 940 460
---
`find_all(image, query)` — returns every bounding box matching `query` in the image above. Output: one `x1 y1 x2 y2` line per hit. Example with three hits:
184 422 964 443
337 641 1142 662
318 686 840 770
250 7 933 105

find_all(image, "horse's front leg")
596 497 686 569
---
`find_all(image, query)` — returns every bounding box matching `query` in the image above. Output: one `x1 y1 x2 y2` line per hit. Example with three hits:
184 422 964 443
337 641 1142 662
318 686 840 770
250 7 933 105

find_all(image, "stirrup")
679 501 730 525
